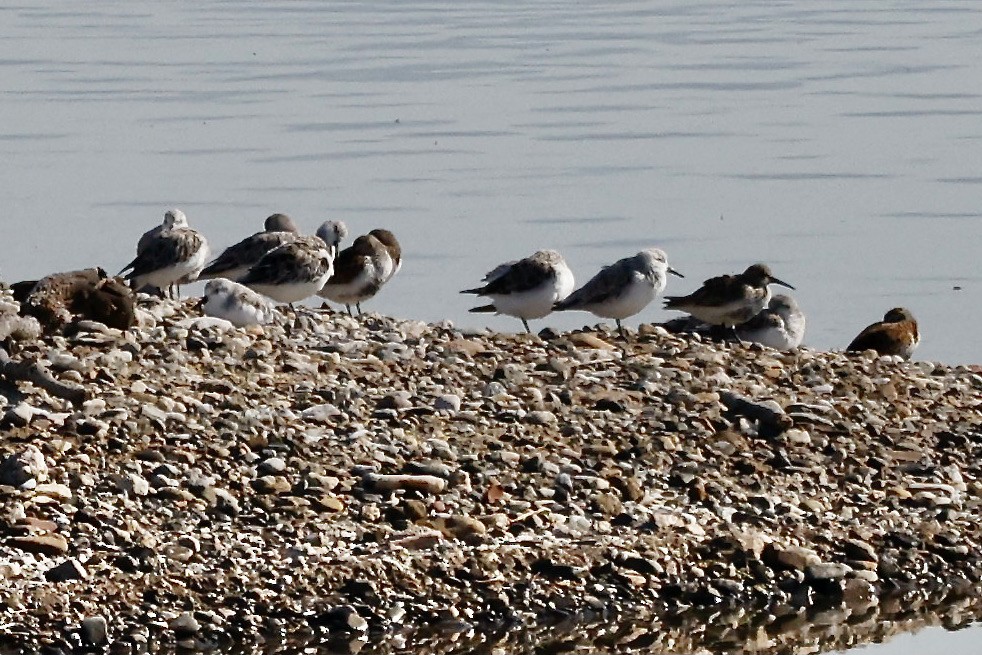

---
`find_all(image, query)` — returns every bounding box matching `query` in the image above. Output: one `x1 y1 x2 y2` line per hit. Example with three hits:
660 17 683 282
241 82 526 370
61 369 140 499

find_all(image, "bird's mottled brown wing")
664 272 740 308
556 261 632 309
847 322 902 355
201 231 295 277
241 240 330 286
125 230 204 278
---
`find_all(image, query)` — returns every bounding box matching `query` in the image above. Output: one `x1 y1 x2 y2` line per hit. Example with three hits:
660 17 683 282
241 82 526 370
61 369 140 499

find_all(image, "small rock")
170 612 200 638
525 410 557 426
434 394 461 413
0 446 48 487
10 533 69 556
80 616 109 647
257 457 287 475
45 558 89 582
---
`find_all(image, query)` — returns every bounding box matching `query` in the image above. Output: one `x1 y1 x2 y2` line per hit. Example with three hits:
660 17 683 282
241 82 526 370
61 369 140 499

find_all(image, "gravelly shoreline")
2 292 982 653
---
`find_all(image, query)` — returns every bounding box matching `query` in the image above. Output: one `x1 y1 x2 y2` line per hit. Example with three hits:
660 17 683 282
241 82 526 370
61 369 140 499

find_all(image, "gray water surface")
1 3 981 648
1 1 980 364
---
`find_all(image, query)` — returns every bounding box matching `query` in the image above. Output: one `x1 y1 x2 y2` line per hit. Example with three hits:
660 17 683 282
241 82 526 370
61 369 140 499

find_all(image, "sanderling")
461 249 574 334
239 235 334 305
137 208 188 255
368 229 402 282
120 223 209 299
315 220 349 260
199 213 301 282
736 293 806 350
847 307 919 359
318 234 389 316
663 263 794 336
554 248 683 338
201 278 277 327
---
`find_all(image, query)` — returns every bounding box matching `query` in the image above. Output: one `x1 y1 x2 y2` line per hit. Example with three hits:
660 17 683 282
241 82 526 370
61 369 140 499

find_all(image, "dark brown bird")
847 307 919 359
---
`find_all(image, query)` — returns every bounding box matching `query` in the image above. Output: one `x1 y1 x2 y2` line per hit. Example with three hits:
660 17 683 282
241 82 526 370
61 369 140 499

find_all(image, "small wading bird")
554 248 683 338
736 293 806 350
201 278 277 327
239 235 334 306
663 263 794 340
847 307 919 359
462 249 574 334
198 213 301 282
315 220 349 260
318 233 390 316
121 210 209 299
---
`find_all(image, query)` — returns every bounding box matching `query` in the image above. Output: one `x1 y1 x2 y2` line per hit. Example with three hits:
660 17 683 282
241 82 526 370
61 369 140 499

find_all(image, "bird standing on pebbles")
318 233 390 316
462 250 574 334
554 248 683 338
736 294 806 350
199 213 301 282
121 210 209 299
847 307 919 359
663 263 794 338
239 235 334 305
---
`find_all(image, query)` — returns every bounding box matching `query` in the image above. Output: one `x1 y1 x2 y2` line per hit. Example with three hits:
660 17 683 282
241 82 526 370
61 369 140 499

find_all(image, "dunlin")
199 213 301 282
847 307 919 359
201 278 277 327
239 235 334 305
317 234 389 316
554 248 683 338
663 263 794 336
462 249 574 334
121 220 209 299
736 293 806 350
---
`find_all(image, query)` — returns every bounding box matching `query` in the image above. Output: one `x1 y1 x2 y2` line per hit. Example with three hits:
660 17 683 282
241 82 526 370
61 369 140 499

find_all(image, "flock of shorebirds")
123 210 920 359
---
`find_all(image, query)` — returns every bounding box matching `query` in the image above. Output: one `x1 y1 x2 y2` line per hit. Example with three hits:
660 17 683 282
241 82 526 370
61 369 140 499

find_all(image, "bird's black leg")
356 303 362 316
522 319 531 334
345 305 353 317
617 319 626 340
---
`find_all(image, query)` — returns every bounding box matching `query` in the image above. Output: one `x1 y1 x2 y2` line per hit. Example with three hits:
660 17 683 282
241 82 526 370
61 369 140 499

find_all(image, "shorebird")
369 228 402 283
239 235 334 305
201 278 277 327
318 234 389 316
663 263 794 338
847 307 919 359
315 220 349 260
121 222 209 299
554 248 683 338
736 294 806 350
137 209 188 255
461 249 574 334
198 213 301 282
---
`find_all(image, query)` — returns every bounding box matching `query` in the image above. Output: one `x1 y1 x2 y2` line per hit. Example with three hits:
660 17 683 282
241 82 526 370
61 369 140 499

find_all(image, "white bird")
121 219 209 299
461 250 574 334
318 234 389 316
554 248 683 338
315 220 349 260
736 294 806 350
201 278 277 327
239 235 334 305
199 213 300 282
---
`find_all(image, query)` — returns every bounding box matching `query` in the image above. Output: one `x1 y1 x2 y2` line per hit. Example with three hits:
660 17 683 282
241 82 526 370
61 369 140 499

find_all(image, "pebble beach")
2 290 982 653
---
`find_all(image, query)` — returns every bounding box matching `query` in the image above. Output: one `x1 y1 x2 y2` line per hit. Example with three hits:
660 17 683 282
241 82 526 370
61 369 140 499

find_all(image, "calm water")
1 1 981 650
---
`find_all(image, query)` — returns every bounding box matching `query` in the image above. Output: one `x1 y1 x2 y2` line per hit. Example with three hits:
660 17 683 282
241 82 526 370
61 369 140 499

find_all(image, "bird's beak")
770 276 795 290
668 267 684 279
